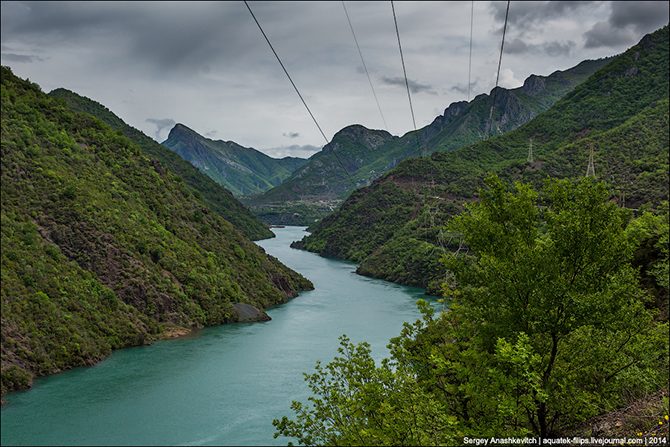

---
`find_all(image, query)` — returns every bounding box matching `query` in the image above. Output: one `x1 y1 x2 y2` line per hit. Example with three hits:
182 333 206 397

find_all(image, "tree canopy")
274 176 669 445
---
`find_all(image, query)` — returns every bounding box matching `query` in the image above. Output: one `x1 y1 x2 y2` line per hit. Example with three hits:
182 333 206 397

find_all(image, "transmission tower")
585 144 596 177
527 138 534 164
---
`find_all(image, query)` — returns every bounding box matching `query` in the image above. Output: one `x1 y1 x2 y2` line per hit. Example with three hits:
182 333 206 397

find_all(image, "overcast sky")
2 1 668 158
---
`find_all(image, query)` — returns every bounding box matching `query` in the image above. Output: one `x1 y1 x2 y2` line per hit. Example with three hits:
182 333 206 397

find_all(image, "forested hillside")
48 89 273 240
296 26 669 293
0 67 312 395
162 124 307 196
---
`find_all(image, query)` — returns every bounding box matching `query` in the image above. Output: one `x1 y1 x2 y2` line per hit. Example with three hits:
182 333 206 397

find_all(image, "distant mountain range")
48 89 273 241
52 57 609 228
294 26 669 294
162 124 307 196
251 57 611 221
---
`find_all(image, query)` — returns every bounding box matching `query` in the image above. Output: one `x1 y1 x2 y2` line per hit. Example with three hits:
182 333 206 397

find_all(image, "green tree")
439 176 667 436
273 334 459 446
274 177 668 444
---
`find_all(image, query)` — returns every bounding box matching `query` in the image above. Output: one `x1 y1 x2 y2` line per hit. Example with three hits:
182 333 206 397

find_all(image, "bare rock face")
522 75 547 95
233 303 271 322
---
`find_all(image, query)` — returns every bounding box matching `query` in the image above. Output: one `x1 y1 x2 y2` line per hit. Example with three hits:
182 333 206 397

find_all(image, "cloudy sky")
2 1 668 158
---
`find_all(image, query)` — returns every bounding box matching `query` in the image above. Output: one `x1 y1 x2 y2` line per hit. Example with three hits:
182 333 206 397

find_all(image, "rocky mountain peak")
522 75 547 95
167 123 200 141
329 125 394 150
443 101 469 120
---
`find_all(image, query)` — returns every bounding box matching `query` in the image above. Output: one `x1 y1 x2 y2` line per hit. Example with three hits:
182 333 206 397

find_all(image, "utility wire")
467 0 474 101
244 0 328 144
391 1 417 132
342 1 388 130
243 1 354 182
486 0 510 137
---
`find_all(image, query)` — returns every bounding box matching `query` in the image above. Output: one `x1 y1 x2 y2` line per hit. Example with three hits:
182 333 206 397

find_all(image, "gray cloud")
610 1 670 32
0 1 253 76
283 131 300 139
450 78 480 96
543 41 576 57
584 1 668 48
0 52 43 63
1 1 662 151
380 76 436 95
146 118 176 140
205 130 218 138
449 84 468 95
505 38 530 54
505 38 575 56
490 1 595 30
583 22 635 48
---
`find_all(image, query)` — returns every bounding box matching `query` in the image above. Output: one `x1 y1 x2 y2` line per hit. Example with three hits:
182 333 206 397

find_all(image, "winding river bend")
1 227 432 446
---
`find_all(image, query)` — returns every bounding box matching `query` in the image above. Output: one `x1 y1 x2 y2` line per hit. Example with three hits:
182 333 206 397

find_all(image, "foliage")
0 66 312 395
275 177 669 444
441 176 668 435
293 181 419 262
48 88 273 240
273 335 459 446
626 203 670 318
356 235 445 294
249 201 339 226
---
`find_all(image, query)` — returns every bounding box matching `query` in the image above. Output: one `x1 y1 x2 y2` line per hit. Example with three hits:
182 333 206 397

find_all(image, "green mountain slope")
47 89 272 240
295 26 669 293
254 58 610 210
162 124 307 196
0 67 313 395
255 125 397 203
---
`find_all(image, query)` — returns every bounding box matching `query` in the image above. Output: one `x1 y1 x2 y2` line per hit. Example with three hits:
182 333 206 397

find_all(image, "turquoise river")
1 226 434 446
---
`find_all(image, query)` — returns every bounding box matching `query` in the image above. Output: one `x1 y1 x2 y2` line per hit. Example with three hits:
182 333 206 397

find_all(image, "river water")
1 227 432 446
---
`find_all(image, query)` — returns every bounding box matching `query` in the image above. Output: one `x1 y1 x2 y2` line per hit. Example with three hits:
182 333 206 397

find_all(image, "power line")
391 0 417 132
467 0 474 101
243 0 328 145
243 1 354 182
342 1 388 130
486 0 510 137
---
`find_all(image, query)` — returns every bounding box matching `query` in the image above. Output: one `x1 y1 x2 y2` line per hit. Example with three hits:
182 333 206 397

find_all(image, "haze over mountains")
37 40 655 245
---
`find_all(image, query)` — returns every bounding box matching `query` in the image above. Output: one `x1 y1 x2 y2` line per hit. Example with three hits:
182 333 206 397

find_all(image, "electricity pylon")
586 144 596 177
